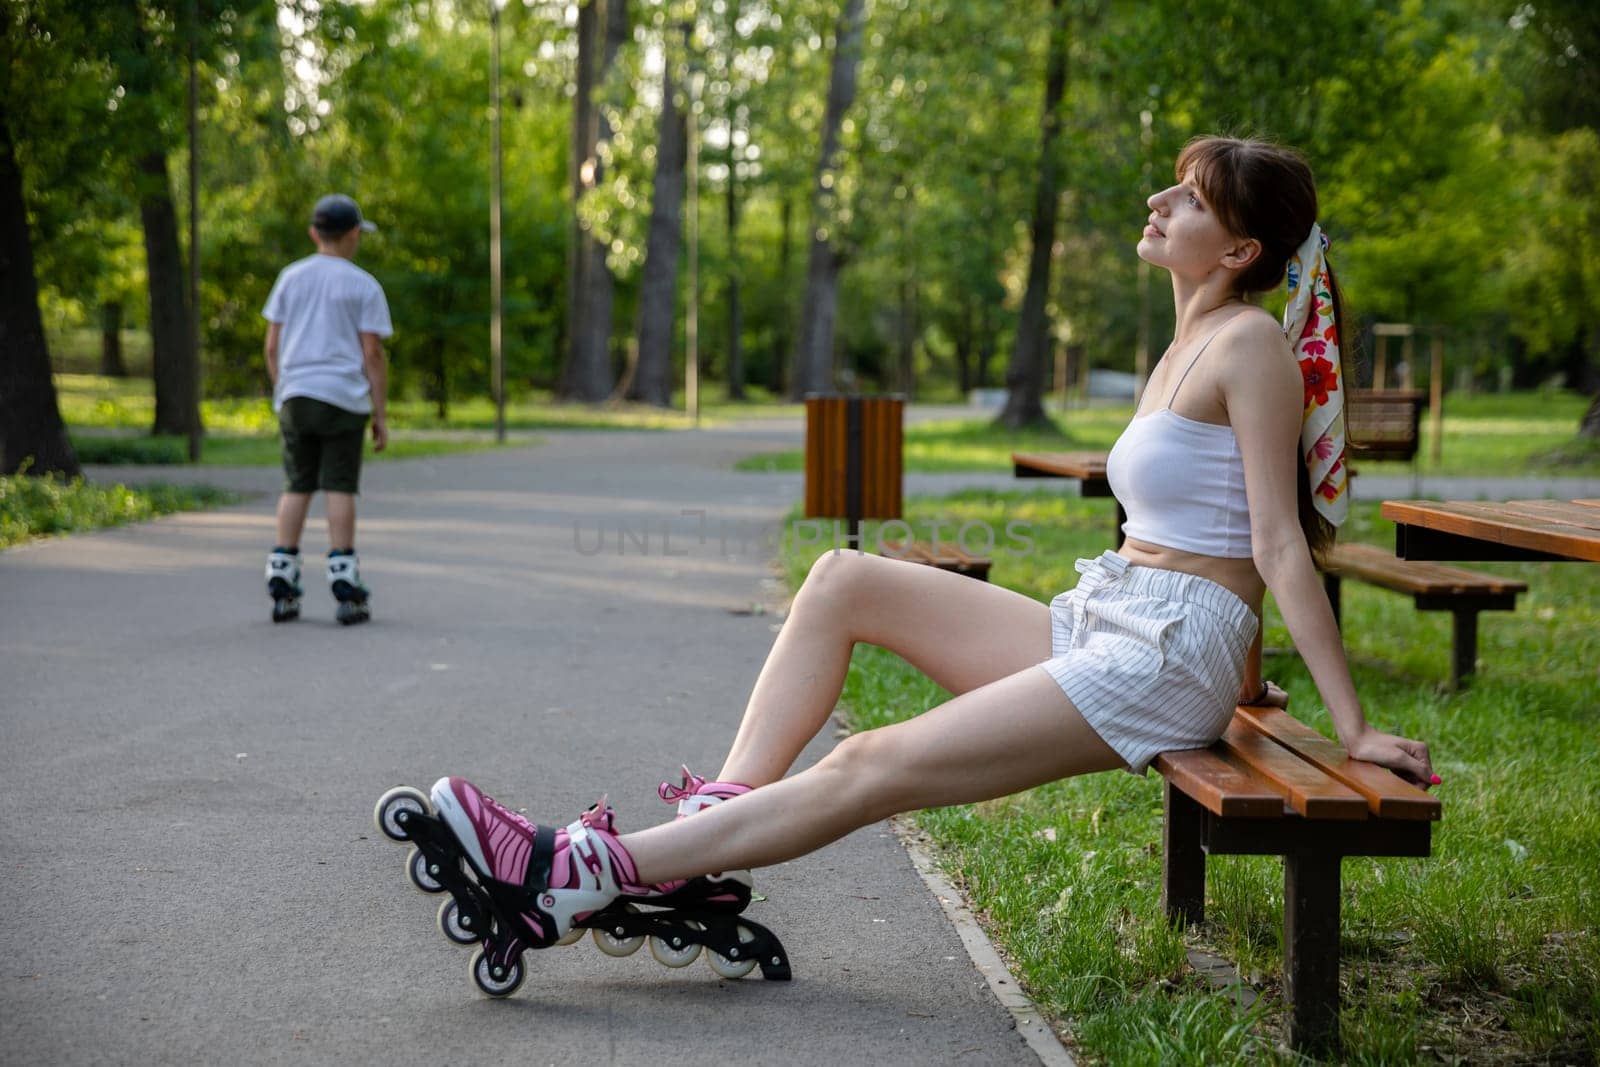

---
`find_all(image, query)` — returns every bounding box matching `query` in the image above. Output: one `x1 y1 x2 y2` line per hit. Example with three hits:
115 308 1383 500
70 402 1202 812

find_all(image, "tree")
559 0 628 402
0 107 80 477
790 0 867 398
628 49 688 406
997 0 1068 429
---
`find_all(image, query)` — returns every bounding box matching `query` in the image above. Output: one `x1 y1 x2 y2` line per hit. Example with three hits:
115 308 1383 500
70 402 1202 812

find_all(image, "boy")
261 194 392 625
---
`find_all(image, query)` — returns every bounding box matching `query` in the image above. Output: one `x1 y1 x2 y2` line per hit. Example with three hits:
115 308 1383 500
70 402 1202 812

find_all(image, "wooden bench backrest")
1346 389 1426 463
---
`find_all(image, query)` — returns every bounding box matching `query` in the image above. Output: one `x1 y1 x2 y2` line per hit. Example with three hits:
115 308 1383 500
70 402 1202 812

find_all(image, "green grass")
740 390 1600 476
51 373 807 466
0 470 238 549
55 372 799 440
778 491 1600 1064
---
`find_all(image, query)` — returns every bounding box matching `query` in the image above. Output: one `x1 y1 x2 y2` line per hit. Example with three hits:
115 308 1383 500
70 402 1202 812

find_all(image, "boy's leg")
317 402 368 550
326 492 356 550
717 551 1054 787
277 397 321 547
275 492 312 547
624 664 1122 885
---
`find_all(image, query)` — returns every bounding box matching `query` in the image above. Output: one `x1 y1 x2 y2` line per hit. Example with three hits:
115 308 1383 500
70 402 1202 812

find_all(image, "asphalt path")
0 422 1044 1066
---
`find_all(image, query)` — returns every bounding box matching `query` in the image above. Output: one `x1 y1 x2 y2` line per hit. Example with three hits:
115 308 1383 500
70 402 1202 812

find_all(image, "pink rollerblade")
374 776 790 996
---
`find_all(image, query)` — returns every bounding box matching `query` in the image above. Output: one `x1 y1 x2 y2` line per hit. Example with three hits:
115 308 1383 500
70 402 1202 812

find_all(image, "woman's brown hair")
1174 135 1350 562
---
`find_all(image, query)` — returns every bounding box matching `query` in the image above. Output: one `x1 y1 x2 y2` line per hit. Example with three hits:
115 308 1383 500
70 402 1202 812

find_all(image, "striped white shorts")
1041 551 1259 775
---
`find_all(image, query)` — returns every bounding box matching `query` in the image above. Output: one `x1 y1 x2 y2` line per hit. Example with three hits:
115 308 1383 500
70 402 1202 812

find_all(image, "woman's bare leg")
626 665 1121 884
717 551 1053 786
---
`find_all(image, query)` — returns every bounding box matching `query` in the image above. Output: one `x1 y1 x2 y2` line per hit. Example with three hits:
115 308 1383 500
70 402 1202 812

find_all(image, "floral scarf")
1282 224 1347 527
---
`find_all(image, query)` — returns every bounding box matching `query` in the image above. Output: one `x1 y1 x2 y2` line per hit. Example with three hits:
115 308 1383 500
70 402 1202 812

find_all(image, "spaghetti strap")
1165 312 1247 410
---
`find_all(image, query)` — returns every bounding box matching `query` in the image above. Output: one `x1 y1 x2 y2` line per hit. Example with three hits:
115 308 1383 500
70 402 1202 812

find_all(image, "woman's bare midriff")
1116 537 1265 618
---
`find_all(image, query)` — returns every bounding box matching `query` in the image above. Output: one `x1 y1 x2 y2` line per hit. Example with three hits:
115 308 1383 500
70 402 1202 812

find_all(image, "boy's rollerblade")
327 550 370 625
648 766 755 912
265 548 301 623
374 777 791 997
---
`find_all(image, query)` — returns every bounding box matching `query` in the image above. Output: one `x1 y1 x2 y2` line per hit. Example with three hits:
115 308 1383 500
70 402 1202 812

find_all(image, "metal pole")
490 1 505 443
187 0 201 461
686 51 700 428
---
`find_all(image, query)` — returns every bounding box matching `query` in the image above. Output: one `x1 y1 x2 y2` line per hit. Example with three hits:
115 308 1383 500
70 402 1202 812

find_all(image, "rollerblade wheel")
648 922 704 968
374 786 430 842
591 903 645 957
406 847 447 894
437 898 481 946
707 924 759 979
555 927 585 947
470 948 524 998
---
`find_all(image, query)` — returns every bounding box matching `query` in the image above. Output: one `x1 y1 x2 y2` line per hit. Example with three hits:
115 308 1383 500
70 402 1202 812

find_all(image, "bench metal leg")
1284 850 1342 1054
1450 609 1478 689
1162 782 1206 926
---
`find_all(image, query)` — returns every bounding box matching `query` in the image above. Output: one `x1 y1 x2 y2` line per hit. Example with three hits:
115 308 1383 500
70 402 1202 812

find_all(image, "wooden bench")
1346 389 1426 465
1321 542 1526 688
1011 450 1126 546
880 540 992 581
1154 704 1441 1054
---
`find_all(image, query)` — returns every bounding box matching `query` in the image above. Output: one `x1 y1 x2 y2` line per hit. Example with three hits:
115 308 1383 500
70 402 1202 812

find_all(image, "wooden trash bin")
803 395 904 545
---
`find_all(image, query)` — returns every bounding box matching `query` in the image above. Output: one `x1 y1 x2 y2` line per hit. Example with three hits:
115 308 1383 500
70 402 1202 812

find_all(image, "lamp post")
489 0 506 443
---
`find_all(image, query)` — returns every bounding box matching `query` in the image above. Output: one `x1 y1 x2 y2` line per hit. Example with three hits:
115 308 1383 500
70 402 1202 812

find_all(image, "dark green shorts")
279 396 368 494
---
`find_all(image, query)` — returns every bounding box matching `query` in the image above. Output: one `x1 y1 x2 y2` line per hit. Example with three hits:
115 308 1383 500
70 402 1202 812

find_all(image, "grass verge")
1 472 239 549
778 490 1599 1063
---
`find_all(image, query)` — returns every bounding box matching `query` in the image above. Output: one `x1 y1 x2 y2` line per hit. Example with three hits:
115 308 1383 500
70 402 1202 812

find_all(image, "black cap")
311 193 377 235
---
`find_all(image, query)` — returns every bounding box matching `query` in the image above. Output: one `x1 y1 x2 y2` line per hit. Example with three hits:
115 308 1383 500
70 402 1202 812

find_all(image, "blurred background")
4 0 1597 462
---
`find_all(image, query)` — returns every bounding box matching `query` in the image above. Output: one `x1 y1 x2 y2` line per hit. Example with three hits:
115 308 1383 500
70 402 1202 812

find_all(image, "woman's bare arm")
1223 316 1434 786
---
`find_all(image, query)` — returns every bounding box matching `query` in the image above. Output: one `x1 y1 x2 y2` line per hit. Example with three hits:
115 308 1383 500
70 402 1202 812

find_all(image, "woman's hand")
1347 728 1437 789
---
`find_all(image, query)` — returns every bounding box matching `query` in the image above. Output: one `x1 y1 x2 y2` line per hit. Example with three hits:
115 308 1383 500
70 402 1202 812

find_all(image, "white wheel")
648 922 703 968
555 927 585 947
374 786 430 842
706 924 758 979
406 847 446 894
437 898 480 945
470 948 524 997
591 903 644 957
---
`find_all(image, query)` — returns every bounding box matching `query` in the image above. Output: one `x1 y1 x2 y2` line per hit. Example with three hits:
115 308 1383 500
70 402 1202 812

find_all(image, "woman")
379 136 1436 988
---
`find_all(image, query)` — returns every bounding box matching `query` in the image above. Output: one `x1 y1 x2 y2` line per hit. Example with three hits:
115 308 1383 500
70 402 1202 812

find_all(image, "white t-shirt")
262 254 393 414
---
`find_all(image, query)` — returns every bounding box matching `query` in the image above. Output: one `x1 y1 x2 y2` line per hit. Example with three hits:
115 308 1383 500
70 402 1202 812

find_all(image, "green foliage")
780 491 1600 1061
16 0 1600 418
0 470 236 548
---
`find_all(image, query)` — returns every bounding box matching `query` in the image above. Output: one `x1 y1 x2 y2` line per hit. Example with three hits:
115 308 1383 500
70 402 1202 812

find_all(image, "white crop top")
1104 323 1253 558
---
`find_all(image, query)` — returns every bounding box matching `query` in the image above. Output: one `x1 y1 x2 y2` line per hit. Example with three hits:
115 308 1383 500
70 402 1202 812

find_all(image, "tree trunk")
724 70 745 401
0 111 80 477
997 0 1068 430
1581 392 1600 438
629 59 687 407
770 195 794 395
558 0 617 402
101 301 127 377
789 0 867 400
978 297 995 389
138 148 199 438
955 293 973 396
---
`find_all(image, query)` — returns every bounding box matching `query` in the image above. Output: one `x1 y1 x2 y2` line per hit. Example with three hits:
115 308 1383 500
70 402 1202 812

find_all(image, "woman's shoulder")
1223 306 1290 346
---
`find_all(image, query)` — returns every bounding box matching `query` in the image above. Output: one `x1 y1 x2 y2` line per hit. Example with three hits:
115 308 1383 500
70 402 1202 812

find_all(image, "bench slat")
1151 747 1286 818
1324 543 1528 596
1217 721 1369 821
1234 706 1443 821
